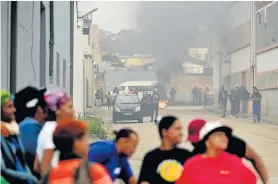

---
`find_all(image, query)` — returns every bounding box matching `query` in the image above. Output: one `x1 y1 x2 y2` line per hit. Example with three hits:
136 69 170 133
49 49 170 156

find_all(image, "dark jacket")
218 89 228 104
1 135 37 184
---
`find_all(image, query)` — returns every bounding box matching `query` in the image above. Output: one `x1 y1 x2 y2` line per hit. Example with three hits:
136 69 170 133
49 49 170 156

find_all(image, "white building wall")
230 46 250 73
1 1 73 94
73 4 85 115
257 47 278 73
1 2 11 90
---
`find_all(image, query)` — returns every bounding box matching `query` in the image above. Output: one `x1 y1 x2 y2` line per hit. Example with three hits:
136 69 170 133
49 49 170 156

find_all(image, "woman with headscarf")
34 89 74 176
176 121 257 184
39 118 113 184
1 90 38 184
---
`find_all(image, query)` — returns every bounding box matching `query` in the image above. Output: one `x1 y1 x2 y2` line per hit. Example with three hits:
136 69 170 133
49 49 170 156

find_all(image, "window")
63 59 66 88
56 52 60 86
256 2 278 50
49 1 54 83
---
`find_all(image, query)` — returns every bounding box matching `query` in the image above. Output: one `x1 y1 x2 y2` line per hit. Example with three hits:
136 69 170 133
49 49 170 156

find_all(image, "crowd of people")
192 85 213 106
1 85 269 184
218 85 262 122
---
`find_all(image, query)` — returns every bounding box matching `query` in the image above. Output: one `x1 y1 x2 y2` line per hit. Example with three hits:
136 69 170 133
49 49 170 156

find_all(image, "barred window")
256 2 278 50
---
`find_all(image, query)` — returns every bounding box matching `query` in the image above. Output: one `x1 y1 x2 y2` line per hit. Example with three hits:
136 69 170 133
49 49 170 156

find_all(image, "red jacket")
48 159 113 184
176 151 257 184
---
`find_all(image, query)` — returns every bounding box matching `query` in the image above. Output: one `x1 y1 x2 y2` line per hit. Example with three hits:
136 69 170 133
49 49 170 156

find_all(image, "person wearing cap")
39 118 113 184
14 86 47 179
138 115 191 184
187 119 269 184
88 128 139 184
177 121 257 184
1 90 38 184
34 90 74 176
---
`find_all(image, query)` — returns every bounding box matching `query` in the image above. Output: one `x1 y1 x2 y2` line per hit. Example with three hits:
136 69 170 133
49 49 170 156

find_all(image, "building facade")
1 1 74 95
212 1 278 119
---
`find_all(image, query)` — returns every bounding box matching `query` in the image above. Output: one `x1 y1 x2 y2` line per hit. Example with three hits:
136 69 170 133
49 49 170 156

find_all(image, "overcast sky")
78 1 139 33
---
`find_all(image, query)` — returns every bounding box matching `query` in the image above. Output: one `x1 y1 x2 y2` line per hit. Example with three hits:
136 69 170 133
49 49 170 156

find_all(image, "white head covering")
199 121 232 141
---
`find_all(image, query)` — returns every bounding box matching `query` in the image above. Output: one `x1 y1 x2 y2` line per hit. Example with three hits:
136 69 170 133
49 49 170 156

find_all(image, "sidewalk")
205 106 278 125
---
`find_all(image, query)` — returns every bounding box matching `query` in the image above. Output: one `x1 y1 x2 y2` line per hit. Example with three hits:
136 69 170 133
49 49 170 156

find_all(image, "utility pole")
250 1 257 88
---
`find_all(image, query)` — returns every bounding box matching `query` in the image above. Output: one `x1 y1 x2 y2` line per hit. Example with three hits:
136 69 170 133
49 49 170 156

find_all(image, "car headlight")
135 106 141 112
114 106 120 112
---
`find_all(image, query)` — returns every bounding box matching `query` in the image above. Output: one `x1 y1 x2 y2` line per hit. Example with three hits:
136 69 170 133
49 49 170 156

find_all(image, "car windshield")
116 95 139 104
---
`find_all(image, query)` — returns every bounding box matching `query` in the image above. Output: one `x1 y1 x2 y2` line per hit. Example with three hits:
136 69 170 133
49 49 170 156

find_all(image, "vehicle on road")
112 94 143 123
118 81 157 99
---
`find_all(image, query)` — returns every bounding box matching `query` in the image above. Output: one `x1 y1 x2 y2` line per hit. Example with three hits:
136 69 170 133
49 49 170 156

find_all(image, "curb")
204 106 277 125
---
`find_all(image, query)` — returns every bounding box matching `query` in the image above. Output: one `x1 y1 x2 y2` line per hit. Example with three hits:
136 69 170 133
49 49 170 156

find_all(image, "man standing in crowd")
229 88 235 117
218 86 229 117
14 86 47 179
150 89 160 122
192 85 198 104
1 90 38 184
188 119 269 184
138 116 191 184
233 84 241 118
240 85 250 117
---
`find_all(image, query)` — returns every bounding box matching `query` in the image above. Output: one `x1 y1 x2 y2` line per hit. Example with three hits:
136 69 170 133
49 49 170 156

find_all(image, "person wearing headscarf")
14 86 47 179
34 89 74 176
39 118 113 184
1 90 38 184
177 121 257 184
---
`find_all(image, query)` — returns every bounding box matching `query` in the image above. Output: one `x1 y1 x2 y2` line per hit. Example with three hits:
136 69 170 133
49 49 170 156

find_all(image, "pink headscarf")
44 90 71 112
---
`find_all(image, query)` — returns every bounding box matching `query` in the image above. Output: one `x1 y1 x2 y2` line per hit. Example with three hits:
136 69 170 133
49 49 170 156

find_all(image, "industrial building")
212 1 278 120
1 1 74 95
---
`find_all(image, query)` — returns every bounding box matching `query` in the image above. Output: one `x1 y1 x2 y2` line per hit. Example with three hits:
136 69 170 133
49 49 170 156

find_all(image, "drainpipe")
250 1 257 88
69 2 74 96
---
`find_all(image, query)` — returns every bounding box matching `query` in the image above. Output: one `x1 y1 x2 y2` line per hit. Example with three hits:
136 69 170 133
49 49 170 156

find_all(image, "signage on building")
255 1 272 11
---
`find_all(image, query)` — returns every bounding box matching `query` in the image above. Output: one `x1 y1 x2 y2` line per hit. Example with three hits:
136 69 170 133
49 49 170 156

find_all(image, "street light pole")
250 1 257 88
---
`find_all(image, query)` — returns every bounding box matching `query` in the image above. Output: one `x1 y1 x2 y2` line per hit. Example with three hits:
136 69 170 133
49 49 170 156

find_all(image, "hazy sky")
78 1 139 33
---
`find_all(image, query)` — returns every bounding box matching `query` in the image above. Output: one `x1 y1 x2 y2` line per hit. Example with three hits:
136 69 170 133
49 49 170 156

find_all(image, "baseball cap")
187 119 206 143
199 121 232 141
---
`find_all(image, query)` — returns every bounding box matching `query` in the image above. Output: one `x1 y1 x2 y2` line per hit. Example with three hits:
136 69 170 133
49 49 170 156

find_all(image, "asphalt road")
96 106 278 184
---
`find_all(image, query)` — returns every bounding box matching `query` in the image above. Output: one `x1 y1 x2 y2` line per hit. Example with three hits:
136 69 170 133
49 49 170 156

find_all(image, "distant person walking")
218 86 228 117
106 92 112 110
250 87 262 123
95 89 102 109
150 89 160 122
169 87 176 104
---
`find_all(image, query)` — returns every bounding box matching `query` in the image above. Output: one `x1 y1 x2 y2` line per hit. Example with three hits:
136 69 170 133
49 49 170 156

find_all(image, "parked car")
112 94 143 123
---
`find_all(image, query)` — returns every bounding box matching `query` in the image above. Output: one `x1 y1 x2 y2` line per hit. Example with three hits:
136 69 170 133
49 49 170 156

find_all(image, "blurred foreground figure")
177 121 257 184
188 119 269 184
34 90 74 175
39 118 112 184
1 90 38 184
88 128 139 184
15 86 47 179
138 116 191 184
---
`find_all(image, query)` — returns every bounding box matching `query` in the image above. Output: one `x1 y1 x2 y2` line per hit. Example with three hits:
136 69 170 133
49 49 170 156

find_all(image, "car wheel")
138 117 143 123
